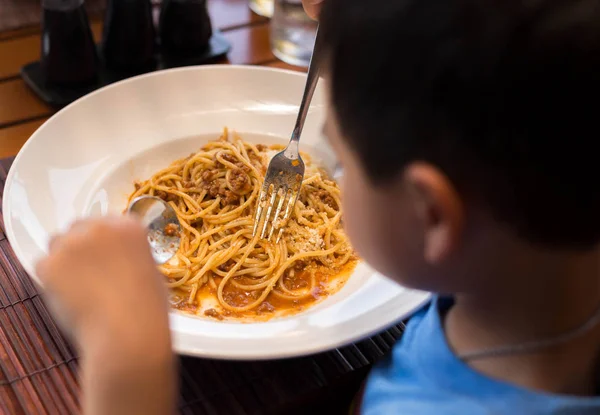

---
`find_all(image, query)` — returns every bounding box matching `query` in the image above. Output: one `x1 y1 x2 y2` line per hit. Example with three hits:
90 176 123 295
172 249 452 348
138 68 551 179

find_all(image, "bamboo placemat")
0 157 405 414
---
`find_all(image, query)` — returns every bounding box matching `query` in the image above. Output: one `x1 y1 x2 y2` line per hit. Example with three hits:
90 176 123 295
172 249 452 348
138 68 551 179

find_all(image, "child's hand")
36 216 169 349
36 217 176 415
302 0 323 19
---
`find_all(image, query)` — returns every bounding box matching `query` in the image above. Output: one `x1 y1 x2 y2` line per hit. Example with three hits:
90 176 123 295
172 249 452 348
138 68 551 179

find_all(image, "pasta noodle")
128 128 357 319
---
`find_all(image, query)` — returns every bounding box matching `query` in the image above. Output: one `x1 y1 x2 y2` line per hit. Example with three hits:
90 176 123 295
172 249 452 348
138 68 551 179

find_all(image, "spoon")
127 196 182 264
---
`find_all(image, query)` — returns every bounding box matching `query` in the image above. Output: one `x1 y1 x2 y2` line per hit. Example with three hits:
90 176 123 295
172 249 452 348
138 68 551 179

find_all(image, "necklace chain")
458 302 600 362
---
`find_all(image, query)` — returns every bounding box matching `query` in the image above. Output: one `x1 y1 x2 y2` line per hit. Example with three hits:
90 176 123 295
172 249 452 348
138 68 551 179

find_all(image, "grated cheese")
292 227 324 253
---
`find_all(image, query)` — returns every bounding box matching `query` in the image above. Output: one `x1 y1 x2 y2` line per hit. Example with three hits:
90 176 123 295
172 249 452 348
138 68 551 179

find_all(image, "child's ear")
403 163 464 264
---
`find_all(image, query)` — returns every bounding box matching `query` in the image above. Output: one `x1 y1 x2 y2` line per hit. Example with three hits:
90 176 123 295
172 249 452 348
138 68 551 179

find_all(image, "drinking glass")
270 0 317 67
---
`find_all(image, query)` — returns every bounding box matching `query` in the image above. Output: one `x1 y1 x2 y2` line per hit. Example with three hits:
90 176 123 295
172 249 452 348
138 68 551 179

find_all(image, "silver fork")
252 28 322 243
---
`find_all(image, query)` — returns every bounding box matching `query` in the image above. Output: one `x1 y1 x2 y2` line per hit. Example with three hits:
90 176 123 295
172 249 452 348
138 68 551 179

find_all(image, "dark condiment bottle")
159 0 213 60
41 0 98 86
102 0 156 73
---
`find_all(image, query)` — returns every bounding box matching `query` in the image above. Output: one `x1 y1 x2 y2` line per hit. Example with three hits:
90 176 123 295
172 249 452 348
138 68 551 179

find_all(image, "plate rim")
3 65 312 280
171 290 431 360
3 65 432 359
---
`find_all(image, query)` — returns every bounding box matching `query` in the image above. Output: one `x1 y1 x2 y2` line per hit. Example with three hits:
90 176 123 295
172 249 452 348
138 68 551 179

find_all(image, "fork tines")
253 184 299 243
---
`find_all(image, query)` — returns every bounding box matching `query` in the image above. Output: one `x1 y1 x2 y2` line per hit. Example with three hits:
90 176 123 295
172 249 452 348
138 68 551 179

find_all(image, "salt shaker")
41 0 98 86
102 0 156 73
159 0 213 60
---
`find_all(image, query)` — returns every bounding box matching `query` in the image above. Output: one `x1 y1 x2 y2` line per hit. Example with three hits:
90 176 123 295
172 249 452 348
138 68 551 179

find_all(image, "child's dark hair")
319 0 600 250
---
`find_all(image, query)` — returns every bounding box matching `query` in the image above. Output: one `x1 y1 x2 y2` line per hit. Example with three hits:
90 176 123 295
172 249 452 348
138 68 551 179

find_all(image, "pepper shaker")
159 0 213 60
102 0 156 73
41 0 98 86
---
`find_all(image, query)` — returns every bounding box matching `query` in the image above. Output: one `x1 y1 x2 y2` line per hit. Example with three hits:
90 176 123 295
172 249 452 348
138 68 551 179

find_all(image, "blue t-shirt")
361 297 600 414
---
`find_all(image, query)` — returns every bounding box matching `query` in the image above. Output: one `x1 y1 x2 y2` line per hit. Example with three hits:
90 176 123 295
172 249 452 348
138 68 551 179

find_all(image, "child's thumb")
303 0 324 20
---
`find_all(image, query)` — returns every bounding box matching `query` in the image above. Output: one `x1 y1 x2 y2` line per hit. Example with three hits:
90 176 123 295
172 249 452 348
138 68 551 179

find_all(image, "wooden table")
0 2 405 414
0 0 305 158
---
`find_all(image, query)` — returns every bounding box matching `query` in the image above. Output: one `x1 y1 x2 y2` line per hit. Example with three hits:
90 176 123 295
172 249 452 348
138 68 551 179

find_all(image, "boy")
37 0 600 413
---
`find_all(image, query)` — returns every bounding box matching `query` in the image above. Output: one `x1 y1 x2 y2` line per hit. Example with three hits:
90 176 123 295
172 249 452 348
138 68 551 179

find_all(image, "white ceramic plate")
3 65 430 360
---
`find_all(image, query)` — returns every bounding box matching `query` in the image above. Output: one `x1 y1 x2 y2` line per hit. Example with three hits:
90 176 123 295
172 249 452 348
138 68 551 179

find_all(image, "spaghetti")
128 129 357 319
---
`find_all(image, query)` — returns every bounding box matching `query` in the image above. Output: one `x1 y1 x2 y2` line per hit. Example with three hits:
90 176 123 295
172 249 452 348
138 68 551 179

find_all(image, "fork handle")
284 26 322 159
